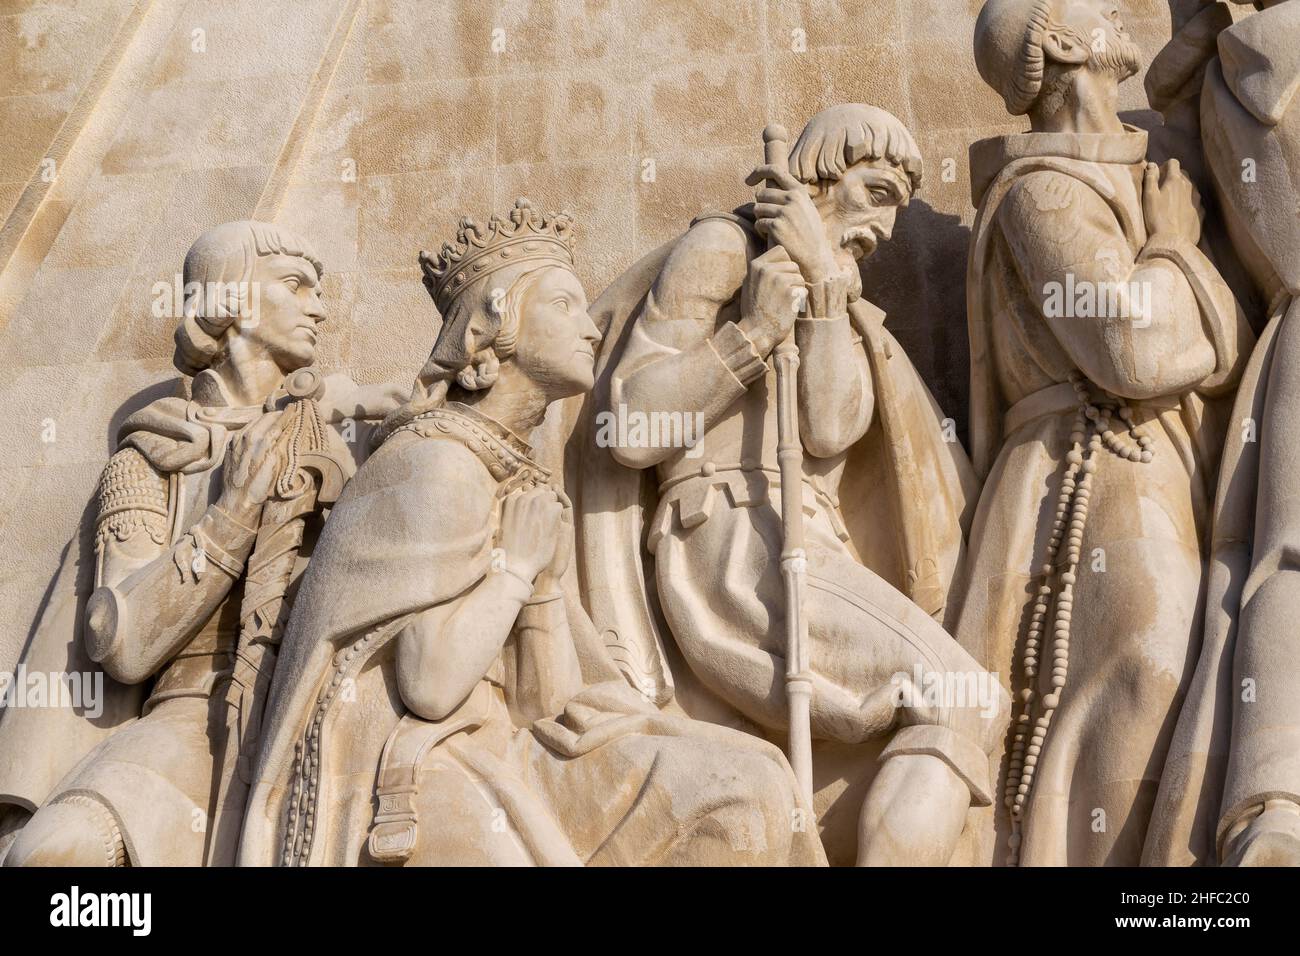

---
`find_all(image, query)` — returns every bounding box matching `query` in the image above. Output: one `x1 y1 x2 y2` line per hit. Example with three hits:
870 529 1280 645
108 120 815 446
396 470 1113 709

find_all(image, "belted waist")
368 679 506 862
649 462 848 550
1003 382 1182 437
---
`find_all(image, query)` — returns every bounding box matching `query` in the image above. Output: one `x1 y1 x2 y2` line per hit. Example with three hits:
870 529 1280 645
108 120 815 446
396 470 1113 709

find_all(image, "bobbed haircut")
787 103 923 194
173 220 323 376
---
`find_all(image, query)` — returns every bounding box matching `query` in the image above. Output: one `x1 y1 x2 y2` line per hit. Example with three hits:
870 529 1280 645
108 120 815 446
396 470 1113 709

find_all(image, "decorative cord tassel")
1004 371 1153 865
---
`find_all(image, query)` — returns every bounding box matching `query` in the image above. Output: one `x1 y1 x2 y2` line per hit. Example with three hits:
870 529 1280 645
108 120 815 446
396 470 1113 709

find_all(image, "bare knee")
4 799 125 867
858 752 969 866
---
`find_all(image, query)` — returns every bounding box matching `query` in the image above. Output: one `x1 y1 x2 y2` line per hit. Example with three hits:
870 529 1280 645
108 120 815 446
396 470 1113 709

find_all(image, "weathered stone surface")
0 0 1295 870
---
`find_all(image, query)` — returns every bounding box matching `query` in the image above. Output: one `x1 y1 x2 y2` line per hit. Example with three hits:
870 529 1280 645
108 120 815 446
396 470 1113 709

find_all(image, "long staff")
762 123 814 808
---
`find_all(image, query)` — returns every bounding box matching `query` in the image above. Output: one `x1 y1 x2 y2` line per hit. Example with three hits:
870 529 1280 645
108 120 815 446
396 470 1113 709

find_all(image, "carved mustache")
841 226 878 252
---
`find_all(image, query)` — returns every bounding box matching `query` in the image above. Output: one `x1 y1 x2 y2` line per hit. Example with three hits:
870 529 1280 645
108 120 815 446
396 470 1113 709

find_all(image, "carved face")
510 266 600 398
817 158 912 267
237 253 325 373
1054 0 1140 81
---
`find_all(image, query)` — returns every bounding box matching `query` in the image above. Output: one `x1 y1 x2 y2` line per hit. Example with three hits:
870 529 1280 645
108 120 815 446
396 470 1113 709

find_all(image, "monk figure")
962 0 1253 865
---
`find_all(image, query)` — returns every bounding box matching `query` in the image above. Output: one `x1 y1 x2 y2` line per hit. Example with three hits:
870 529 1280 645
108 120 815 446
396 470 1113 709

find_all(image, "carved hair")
173 220 324 377
974 0 1057 115
418 264 542 398
787 103 923 194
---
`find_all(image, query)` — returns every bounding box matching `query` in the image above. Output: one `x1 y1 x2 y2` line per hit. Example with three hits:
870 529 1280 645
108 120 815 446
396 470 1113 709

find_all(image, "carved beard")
834 230 867 300
1037 30 1142 119
1086 34 1141 83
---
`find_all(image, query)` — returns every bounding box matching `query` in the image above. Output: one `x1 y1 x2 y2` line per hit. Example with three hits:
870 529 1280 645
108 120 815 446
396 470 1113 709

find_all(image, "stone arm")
84 447 257 684
794 277 875 458
611 219 876 465
609 220 768 469
1000 170 1249 399
393 441 580 722
395 568 535 722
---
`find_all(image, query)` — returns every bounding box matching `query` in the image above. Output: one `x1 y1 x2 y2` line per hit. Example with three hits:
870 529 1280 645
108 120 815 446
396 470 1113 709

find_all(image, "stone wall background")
0 0 1182 673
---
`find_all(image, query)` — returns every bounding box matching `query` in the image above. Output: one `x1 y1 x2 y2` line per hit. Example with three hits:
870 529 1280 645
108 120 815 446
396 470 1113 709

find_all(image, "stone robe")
961 127 1252 865
239 401 824 867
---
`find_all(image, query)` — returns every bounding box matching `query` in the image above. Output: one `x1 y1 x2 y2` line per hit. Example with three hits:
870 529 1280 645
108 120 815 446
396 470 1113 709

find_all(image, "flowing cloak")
961 127 1250 865
573 211 980 712
238 405 822 866
566 212 980 866
0 393 245 818
1145 2 1300 865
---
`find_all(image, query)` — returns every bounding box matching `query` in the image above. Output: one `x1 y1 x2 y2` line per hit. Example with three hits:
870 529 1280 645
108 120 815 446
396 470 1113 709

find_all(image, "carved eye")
284 276 302 292
552 298 570 312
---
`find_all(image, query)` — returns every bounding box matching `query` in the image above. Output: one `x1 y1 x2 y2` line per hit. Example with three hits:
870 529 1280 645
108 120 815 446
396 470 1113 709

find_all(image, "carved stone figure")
963 0 1254 865
1146 0 1300 867
576 105 1007 867
0 221 398 866
238 200 824 867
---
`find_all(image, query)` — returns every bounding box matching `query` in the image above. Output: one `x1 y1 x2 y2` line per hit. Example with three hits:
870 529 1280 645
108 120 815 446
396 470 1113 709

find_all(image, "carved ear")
1042 27 1091 67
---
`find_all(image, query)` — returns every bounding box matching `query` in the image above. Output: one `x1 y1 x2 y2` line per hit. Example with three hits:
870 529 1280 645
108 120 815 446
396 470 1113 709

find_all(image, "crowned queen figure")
238 199 825 867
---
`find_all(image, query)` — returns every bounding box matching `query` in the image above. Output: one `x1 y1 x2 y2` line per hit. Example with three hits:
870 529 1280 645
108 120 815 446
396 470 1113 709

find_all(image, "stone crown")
419 198 576 311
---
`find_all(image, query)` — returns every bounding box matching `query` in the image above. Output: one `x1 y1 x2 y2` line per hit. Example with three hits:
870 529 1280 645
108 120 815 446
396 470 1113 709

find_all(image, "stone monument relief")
0 0 1297 872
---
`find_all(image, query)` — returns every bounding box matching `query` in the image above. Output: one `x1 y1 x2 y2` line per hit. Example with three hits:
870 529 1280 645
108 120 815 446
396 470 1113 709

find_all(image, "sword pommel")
763 124 789 174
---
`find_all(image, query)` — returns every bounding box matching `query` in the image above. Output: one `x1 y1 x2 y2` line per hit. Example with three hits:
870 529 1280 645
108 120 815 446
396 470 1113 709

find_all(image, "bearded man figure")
581 105 1006 867
960 0 1254 865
